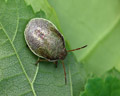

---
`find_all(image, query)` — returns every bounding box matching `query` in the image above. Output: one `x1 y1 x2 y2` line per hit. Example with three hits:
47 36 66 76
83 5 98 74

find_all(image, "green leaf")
0 0 86 95
66 43 87 96
48 0 120 75
67 52 87 96
70 61 87 96
25 0 61 32
80 76 120 96
103 68 120 79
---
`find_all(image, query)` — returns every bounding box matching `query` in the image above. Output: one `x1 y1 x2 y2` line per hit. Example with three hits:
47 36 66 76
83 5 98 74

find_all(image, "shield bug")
24 18 87 84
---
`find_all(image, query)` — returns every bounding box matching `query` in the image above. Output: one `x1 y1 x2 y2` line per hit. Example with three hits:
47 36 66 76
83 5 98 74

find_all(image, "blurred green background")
0 0 120 96
47 0 120 76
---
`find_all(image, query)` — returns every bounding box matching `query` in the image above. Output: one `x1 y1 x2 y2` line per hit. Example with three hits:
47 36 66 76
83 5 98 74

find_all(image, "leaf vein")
0 23 36 96
0 39 9 47
0 53 15 60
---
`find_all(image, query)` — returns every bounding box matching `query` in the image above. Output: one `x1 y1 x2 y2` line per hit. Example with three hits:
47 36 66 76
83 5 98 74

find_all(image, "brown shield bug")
24 18 87 84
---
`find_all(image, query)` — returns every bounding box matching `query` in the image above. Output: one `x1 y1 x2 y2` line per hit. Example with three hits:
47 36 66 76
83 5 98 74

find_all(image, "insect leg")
61 60 67 84
54 61 58 68
35 58 48 65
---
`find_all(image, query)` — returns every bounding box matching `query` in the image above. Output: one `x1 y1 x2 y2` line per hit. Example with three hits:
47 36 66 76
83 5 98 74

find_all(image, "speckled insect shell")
24 18 67 62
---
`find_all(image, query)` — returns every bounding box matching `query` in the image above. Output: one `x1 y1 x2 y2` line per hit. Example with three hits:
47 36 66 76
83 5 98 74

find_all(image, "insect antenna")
67 45 87 52
61 60 67 84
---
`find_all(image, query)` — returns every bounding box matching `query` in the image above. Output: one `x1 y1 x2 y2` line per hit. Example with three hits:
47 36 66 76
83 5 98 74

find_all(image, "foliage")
0 0 120 96
48 0 120 76
80 76 120 96
0 0 86 95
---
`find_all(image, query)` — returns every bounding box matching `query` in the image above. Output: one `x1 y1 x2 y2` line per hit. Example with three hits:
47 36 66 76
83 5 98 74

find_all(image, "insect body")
24 18 67 61
24 18 87 84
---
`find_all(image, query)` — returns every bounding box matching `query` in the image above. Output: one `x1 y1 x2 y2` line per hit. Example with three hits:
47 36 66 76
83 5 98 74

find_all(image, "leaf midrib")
0 22 37 96
0 1 37 95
